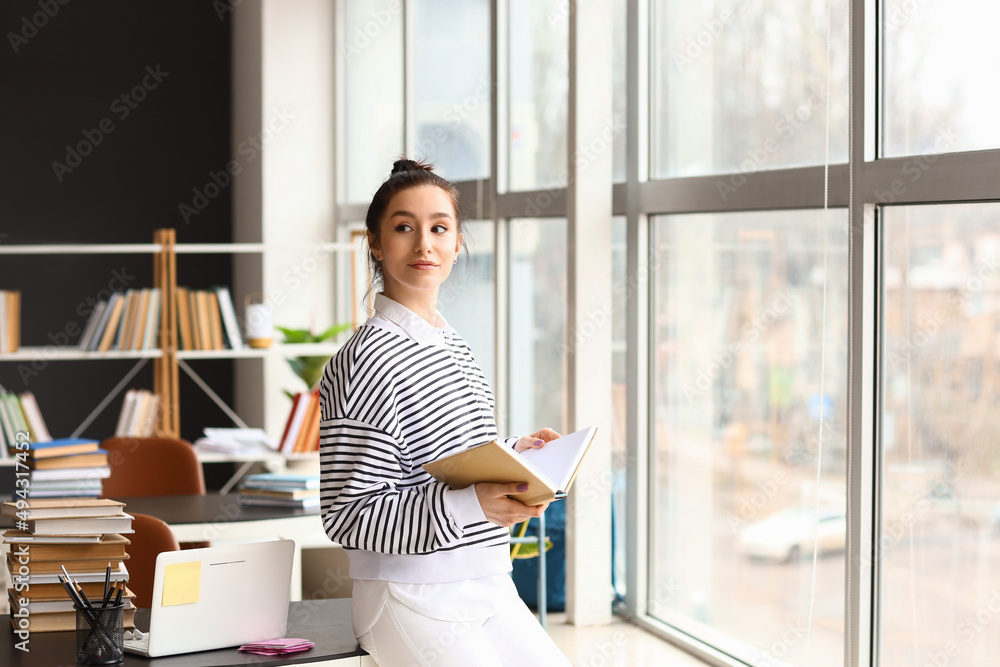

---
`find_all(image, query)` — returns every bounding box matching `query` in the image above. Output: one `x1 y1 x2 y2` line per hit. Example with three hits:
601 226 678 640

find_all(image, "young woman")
319 159 572 666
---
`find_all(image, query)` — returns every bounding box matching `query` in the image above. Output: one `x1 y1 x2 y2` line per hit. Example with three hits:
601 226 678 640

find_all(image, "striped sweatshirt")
318 295 513 583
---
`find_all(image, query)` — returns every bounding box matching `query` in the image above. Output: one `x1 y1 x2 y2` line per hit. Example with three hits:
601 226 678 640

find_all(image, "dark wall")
0 3 236 464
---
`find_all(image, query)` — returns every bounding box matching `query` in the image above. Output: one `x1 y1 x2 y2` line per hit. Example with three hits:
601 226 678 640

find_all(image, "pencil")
113 580 124 606
102 561 112 607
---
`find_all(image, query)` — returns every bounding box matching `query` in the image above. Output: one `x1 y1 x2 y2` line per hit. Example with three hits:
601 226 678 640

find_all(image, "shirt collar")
372 293 452 345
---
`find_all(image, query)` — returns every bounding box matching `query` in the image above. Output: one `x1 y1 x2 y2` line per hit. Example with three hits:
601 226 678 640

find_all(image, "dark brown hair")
364 158 466 291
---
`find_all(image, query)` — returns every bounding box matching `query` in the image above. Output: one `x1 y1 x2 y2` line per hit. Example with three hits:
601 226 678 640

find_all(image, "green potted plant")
277 323 351 398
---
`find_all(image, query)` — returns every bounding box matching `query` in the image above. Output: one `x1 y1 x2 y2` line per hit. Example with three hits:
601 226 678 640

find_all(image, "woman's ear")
367 231 379 258
455 232 463 255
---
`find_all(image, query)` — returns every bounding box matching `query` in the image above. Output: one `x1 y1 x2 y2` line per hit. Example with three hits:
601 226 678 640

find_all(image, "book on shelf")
278 392 310 454
239 486 319 501
2 529 103 544
239 494 320 509
288 389 320 454
118 289 138 351
241 473 321 490
0 289 20 353
2 498 124 520
5 554 128 575
25 478 104 498
9 604 136 633
29 448 109 471
422 426 599 507
208 290 224 349
0 391 52 454
23 437 99 459
18 390 52 442
27 464 111 482
193 427 276 455
96 292 126 352
21 512 134 536
77 299 108 350
176 286 193 350
10 587 135 613
143 287 161 349
214 285 244 350
1 531 129 561
114 388 158 437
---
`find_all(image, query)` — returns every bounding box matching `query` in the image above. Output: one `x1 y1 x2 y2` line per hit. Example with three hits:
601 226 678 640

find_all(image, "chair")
100 436 206 498
101 436 208 548
126 513 181 609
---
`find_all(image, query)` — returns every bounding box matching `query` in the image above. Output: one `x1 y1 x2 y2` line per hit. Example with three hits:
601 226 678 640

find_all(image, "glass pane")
651 0 849 178
508 0 568 191
651 210 849 667
882 1 1000 156
611 216 628 596
612 0 627 183
412 0 490 181
881 204 1000 666
508 218 567 434
439 220 496 386
343 0 404 203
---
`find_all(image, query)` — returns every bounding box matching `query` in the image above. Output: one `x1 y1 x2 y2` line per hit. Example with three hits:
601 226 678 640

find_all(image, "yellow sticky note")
161 561 201 606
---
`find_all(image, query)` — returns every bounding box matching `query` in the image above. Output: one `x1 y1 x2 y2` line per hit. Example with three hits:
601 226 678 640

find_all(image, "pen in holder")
244 294 273 349
75 602 125 665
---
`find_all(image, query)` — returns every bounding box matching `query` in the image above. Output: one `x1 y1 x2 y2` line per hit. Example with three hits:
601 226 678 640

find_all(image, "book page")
519 426 598 491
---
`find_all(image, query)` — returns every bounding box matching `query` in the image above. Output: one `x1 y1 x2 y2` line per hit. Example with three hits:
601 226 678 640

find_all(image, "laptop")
124 539 295 657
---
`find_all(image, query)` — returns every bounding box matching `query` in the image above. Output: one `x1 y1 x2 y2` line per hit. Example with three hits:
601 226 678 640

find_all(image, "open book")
422 426 598 506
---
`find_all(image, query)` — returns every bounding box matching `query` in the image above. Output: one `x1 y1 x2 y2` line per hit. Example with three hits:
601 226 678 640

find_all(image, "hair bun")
391 158 434 175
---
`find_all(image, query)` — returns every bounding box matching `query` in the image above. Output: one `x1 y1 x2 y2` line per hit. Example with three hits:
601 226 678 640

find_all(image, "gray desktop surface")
4 598 364 666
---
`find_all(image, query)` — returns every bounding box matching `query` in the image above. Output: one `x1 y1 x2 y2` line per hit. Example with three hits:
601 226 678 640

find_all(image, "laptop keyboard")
123 629 150 655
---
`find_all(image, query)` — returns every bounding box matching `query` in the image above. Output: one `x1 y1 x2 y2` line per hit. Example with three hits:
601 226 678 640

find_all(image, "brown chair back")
126 512 181 609
101 437 206 498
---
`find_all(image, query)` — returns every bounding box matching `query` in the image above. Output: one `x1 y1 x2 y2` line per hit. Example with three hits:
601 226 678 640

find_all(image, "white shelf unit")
0 234 351 459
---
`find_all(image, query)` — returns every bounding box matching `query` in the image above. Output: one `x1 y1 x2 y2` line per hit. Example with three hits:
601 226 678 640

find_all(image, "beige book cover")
422 426 598 506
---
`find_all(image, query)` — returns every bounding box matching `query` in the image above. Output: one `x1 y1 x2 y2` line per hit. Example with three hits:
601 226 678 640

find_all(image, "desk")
117 494 327 602
2 598 376 666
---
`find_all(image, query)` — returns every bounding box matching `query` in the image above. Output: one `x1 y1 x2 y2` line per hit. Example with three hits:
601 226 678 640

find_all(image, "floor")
545 612 708 666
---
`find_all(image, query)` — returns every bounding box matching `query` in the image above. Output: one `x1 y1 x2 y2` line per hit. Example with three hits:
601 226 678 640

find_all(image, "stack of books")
175 285 243 351
24 438 111 498
239 473 320 509
3 498 135 632
0 289 20 353
114 388 160 438
0 390 51 457
277 389 320 454
77 287 162 352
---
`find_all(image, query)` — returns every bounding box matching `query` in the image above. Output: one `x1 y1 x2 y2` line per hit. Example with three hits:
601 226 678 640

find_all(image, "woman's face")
369 185 463 300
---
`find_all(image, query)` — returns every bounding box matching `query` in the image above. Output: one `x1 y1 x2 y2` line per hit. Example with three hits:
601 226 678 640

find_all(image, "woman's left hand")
513 428 561 453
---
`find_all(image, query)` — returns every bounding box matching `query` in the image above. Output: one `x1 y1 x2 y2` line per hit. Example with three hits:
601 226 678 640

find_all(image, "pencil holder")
75 603 125 665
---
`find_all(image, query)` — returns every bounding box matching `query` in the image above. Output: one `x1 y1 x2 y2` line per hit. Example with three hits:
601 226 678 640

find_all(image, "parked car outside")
735 505 847 562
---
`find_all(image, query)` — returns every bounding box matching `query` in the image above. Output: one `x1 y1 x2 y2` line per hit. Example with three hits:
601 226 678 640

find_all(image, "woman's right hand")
475 483 549 527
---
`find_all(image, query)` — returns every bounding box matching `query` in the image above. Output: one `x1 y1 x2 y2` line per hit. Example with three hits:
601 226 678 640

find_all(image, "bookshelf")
0 229 352 463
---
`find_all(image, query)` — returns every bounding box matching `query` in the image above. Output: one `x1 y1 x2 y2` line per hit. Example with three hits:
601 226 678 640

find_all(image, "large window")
651 210 848 666
650 0 849 178
882 0 1000 156
412 0 491 180
880 204 1000 665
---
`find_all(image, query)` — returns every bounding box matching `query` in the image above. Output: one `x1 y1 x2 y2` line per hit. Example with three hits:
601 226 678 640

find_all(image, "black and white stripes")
319 324 510 558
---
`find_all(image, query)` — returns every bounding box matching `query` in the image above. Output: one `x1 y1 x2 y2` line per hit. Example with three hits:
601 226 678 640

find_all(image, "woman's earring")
453 258 458 264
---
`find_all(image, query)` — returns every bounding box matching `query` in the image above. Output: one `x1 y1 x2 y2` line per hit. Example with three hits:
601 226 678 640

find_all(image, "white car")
735 506 847 562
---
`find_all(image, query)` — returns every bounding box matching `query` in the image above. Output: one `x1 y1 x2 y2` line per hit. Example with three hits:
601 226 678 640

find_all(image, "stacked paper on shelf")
3 498 136 632
239 473 321 509
193 427 277 455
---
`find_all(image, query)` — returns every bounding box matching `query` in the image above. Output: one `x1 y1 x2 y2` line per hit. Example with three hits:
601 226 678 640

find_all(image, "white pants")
353 576 571 667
